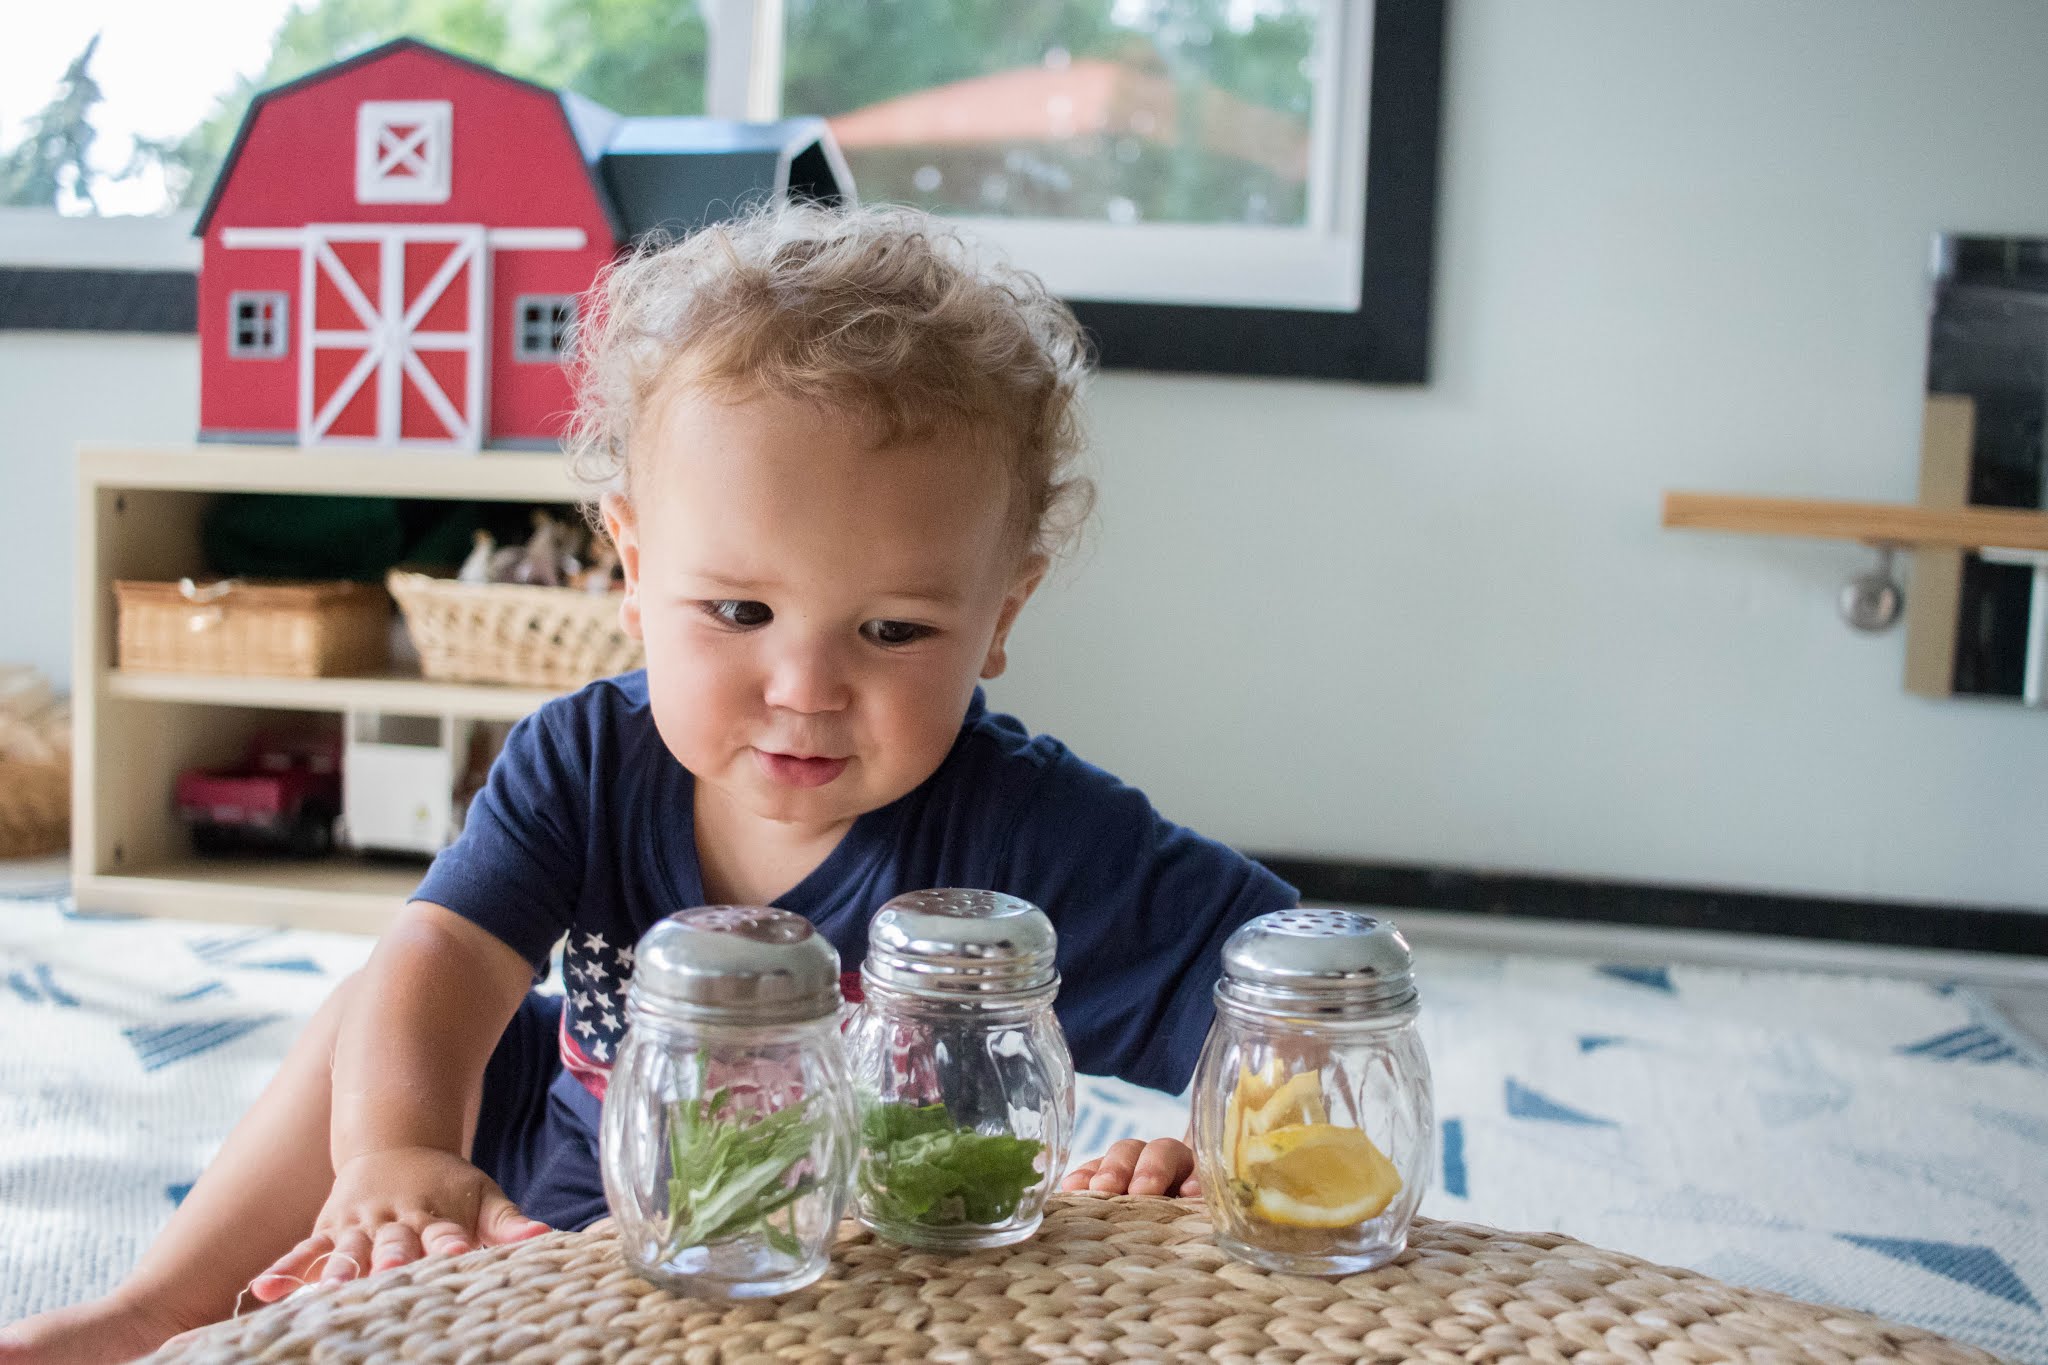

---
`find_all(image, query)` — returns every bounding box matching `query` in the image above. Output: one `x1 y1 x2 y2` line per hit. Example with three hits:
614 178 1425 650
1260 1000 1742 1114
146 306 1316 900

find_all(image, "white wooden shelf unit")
73 444 584 934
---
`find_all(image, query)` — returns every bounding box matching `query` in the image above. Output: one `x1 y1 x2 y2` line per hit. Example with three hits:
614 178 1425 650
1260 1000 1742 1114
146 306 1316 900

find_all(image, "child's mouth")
754 751 850 788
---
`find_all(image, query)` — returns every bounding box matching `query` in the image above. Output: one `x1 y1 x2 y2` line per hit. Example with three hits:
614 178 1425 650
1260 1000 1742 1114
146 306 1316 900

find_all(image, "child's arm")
1060 1135 1199 1198
251 902 546 1296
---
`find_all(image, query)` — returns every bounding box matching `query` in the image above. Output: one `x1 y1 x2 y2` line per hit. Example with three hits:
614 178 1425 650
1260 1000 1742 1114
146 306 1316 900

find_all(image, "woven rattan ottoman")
148 1194 2006 1364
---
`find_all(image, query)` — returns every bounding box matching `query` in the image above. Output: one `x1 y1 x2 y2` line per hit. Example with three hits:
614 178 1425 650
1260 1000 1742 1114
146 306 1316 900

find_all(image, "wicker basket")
0 759 67 859
0 666 68 858
150 1198 2008 1365
114 579 391 678
387 570 643 689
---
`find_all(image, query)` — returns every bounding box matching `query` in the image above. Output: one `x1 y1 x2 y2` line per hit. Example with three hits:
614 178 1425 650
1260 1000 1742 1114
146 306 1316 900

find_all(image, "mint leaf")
860 1100 1044 1228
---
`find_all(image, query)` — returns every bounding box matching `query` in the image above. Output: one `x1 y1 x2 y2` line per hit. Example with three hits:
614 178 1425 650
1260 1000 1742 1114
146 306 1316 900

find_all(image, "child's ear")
600 491 643 641
980 554 1048 680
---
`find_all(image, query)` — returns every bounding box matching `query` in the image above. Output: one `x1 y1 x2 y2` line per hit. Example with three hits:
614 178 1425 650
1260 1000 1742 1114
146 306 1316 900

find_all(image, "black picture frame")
1069 0 1445 385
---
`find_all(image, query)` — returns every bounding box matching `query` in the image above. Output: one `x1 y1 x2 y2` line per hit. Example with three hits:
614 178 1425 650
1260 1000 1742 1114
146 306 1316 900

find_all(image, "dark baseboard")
1252 856 2048 958
0 266 197 333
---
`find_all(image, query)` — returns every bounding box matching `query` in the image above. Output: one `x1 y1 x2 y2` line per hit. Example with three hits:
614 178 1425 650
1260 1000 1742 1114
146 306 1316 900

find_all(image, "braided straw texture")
148 1196 2006 1365
387 571 643 689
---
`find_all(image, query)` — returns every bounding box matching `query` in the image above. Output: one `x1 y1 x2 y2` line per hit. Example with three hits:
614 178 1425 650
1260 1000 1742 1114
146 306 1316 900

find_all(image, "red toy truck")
175 731 343 857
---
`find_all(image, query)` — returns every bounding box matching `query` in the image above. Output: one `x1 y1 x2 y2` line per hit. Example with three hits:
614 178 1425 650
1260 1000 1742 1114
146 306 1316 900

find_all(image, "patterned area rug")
3 894 2043 1363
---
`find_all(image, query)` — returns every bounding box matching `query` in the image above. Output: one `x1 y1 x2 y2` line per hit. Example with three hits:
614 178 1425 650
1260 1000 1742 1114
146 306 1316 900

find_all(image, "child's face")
604 381 1043 838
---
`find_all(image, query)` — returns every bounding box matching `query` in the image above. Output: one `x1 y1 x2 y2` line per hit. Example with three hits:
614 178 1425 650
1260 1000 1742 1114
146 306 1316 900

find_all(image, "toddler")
2 201 1296 1363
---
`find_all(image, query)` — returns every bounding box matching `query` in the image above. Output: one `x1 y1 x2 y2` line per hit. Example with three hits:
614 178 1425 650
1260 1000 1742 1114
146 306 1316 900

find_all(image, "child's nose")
762 638 852 714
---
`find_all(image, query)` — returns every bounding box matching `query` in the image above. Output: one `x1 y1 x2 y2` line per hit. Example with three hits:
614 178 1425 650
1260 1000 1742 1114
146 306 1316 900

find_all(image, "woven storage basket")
149 1195 2005 1365
388 570 643 689
114 579 390 678
0 759 67 858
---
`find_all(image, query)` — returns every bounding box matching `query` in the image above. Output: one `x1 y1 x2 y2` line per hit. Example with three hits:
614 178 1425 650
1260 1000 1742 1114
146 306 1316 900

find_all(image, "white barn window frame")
702 0 1444 383
227 290 289 358
356 99 455 205
514 294 579 363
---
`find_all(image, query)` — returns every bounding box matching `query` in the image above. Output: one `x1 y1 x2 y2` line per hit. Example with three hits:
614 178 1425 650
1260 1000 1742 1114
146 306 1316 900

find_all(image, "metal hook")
1839 546 1903 632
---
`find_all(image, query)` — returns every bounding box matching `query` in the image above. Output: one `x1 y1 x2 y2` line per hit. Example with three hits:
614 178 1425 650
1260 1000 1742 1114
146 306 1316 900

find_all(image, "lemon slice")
1240 1123 1402 1229
1222 1059 1286 1177
1248 1071 1328 1136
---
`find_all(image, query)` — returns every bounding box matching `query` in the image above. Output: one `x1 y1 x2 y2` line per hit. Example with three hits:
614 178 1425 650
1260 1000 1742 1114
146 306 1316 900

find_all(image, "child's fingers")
370 1221 424 1272
476 1184 550 1246
1178 1169 1203 1199
1124 1139 1194 1197
418 1219 476 1257
321 1228 372 1282
1084 1139 1148 1193
1058 1158 1103 1191
250 1234 329 1302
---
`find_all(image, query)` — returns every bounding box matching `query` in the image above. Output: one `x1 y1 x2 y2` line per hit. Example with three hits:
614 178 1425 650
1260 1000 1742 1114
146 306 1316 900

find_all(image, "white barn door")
299 224 488 450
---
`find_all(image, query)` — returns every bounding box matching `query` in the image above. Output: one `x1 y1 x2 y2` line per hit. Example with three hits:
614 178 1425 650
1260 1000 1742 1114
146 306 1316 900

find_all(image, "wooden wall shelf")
1661 491 2048 553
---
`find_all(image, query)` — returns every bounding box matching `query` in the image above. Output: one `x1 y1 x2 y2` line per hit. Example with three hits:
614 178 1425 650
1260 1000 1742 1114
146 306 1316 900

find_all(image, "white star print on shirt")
574 1015 595 1038
583 932 608 954
598 1006 619 1033
616 944 635 972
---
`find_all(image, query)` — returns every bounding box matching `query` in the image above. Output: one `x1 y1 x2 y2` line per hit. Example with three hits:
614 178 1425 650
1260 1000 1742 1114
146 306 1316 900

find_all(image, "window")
227 291 287 358
514 296 577 362
356 100 454 204
705 0 1445 382
779 0 1359 313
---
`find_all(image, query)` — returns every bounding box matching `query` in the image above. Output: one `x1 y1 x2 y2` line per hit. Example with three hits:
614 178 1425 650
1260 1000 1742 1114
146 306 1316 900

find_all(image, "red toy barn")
194 39 849 452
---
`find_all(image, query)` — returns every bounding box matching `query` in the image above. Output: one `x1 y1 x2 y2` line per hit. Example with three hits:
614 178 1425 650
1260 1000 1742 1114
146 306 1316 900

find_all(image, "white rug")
2 893 2044 1363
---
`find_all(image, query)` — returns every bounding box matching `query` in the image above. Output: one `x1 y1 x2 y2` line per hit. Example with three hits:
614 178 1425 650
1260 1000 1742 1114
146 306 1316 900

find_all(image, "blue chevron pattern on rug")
1440 1118 1468 1197
1597 963 1675 993
1838 1235 2040 1312
1899 1025 2029 1065
123 1016 284 1072
1506 1078 1618 1127
6 963 77 1007
4 897 2045 1365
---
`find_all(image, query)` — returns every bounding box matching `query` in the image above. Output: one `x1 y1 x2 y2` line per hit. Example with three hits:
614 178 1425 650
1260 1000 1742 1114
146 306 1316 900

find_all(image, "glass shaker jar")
844 889 1074 1250
600 906 858 1298
1191 909 1433 1275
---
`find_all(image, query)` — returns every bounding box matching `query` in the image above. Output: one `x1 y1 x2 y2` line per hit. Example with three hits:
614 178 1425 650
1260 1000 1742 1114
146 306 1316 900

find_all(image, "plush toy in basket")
390 512 641 690
0 665 70 859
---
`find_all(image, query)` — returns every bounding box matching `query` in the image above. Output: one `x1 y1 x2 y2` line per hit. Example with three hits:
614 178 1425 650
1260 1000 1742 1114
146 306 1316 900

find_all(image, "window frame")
512 293 578 363
355 99 455 205
227 289 289 358
709 0 1444 383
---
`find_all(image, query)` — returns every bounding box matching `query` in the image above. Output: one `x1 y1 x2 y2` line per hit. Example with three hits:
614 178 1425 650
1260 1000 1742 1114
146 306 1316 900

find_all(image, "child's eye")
703 600 772 628
862 619 934 646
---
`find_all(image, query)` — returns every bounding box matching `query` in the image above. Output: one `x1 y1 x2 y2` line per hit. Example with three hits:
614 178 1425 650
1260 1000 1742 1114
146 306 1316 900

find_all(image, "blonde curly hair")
564 200 1095 560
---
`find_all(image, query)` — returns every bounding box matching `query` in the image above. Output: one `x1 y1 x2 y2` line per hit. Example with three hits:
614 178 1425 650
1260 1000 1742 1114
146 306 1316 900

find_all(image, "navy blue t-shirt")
415 672 1297 1102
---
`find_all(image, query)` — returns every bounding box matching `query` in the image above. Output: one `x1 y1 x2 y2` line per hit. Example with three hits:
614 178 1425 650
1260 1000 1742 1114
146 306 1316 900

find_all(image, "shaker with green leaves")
844 889 1074 1251
599 906 857 1299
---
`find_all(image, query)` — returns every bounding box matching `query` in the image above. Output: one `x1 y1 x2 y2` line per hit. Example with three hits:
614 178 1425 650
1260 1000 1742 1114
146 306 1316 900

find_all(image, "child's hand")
250 1145 548 1301
1060 1137 1201 1198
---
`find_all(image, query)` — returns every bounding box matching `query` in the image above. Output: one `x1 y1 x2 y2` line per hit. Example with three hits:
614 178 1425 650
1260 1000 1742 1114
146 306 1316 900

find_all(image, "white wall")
5 1 2047 908
992 0 2048 911
0 209 198 688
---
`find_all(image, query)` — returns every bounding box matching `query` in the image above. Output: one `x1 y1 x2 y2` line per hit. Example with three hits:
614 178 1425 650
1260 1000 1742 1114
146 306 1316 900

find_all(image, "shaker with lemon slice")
1191 910 1432 1275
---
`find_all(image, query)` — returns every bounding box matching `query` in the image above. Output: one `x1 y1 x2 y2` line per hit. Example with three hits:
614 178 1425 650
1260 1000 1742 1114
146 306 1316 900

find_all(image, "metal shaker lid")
861 888 1059 998
1216 908 1418 1019
627 905 842 1024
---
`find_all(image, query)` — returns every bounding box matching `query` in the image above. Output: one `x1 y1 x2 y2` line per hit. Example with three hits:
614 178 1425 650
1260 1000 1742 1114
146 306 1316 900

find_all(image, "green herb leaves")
662 1085 819 1261
859 1101 1044 1227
